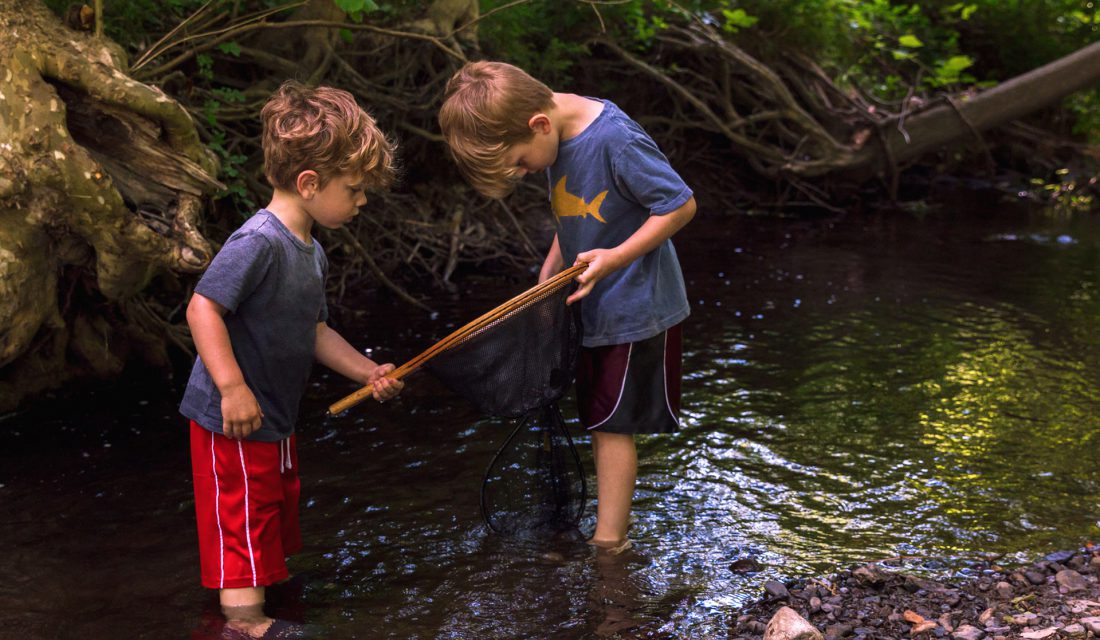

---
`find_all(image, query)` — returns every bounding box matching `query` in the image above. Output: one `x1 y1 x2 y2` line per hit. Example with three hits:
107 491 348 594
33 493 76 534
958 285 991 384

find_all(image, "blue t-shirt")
179 210 329 441
548 99 692 347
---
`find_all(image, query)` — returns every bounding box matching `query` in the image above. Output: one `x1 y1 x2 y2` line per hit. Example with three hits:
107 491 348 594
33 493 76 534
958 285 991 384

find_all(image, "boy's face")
304 173 368 229
503 114 557 178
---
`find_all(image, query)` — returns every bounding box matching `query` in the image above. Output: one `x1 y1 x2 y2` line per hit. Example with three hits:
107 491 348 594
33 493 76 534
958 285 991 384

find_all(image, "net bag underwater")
329 265 588 539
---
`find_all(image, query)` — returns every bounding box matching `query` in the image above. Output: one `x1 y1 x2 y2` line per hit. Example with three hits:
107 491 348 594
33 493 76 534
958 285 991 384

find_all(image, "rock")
1020 628 1059 639
1065 599 1100 614
939 613 954 632
763 606 823 640
1079 617 1100 634
951 625 984 640
810 596 822 612
1055 570 1088 594
911 620 938 635
824 623 853 639
853 564 891 586
731 557 764 573
978 607 994 624
994 582 1014 599
765 580 792 600
904 610 927 624
1089 556 1100 573
1057 623 1085 638
1045 551 1076 564
1025 570 1048 585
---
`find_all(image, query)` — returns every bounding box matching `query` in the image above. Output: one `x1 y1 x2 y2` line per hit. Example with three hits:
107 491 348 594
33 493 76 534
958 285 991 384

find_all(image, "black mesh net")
423 279 587 538
425 281 582 418
480 404 586 538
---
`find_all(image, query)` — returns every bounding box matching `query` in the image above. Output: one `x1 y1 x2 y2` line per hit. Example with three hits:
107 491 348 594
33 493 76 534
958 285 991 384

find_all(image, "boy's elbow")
678 196 697 226
186 293 224 328
185 295 201 328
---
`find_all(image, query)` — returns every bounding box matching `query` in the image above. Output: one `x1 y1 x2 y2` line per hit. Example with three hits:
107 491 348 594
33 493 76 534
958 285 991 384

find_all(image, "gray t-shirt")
547 99 692 347
179 210 329 441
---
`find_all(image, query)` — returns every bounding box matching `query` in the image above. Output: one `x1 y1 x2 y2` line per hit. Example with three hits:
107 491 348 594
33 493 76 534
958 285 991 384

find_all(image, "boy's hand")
220 383 263 440
568 248 625 305
366 363 404 402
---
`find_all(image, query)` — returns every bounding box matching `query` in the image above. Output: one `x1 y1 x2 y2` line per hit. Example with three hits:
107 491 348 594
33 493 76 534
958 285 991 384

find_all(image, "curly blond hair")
438 61 555 199
261 80 396 192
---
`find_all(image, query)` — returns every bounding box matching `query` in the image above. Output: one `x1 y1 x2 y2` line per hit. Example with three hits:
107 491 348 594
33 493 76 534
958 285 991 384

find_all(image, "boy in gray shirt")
181 81 402 639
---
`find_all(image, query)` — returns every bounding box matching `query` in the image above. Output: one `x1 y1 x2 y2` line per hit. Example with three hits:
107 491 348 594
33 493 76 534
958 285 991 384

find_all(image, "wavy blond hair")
438 61 554 199
262 80 396 192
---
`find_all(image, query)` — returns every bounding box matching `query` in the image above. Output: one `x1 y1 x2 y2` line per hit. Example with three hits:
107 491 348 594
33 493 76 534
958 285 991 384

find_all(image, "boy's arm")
538 233 564 283
314 322 403 401
568 196 696 305
187 293 263 440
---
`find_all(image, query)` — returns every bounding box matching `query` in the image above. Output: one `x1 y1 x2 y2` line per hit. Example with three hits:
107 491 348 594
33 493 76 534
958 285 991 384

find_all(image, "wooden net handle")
327 264 587 415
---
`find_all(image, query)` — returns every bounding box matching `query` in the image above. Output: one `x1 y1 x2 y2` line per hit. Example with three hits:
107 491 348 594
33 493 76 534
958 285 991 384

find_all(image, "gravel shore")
730 548 1100 639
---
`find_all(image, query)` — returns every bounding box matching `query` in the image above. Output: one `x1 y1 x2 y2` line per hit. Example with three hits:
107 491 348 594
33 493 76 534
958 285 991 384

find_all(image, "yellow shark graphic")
552 176 607 224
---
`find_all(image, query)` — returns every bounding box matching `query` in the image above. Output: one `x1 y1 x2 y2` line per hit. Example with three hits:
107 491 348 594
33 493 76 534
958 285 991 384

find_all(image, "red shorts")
189 421 301 589
576 323 683 434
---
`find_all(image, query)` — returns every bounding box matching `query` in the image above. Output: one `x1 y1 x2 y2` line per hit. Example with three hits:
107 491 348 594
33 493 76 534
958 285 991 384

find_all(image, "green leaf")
334 0 377 14
898 35 923 48
212 87 246 103
721 8 759 32
217 41 241 57
196 53 214 80
941 55 973 73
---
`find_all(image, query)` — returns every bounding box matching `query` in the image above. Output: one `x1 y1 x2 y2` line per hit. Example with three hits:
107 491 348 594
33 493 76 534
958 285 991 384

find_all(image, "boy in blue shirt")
439 61 695 554
181 81 403 638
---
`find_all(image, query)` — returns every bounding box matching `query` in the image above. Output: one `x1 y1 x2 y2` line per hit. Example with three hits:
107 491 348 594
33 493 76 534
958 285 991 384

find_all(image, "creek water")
2 190 1099 638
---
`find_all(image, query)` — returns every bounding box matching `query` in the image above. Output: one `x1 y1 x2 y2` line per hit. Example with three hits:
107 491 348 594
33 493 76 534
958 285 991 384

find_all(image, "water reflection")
3 197 1100 637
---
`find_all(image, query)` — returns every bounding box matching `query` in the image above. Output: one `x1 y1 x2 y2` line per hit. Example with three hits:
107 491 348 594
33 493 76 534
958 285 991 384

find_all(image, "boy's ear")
527 113 552 135
296 170 320 198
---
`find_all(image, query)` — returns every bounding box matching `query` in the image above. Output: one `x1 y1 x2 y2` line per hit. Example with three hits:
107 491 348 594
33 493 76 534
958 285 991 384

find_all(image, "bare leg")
590 431 637 547
221 587 272 637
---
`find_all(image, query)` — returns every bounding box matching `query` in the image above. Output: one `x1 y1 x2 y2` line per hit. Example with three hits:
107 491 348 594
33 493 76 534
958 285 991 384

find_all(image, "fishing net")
423 278 580 419
480 404 585 538
329 265 588 538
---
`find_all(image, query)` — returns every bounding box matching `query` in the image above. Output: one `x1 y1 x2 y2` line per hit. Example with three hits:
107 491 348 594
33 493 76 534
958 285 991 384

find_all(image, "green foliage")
721 8 759 33
38 1 1100 170
333 0 379 23
1028 168 1096 216
476 0 1096 140
42 0 285 52
478 1 593 85
200 85 255 212
1067 89 1100 144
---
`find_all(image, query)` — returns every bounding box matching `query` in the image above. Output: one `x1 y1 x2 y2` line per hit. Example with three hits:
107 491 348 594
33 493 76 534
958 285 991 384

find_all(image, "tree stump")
0 0 221 410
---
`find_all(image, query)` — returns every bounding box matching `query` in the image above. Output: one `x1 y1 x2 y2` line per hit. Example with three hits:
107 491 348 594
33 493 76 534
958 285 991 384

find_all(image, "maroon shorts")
576 324 683 434
189 421 301 589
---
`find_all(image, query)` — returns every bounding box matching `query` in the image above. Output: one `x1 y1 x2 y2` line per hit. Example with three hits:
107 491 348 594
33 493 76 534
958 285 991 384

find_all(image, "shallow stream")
2 191 1099 638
